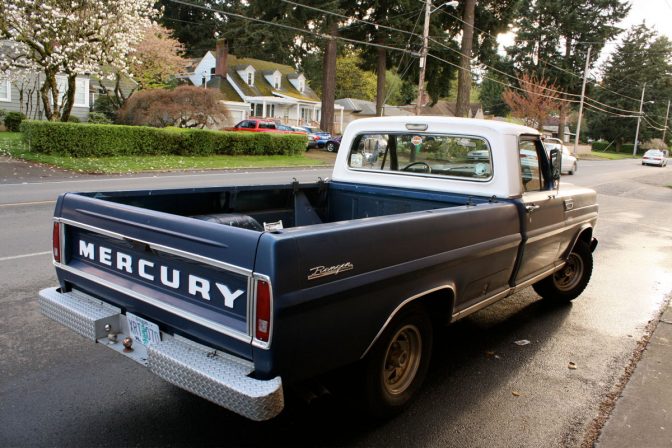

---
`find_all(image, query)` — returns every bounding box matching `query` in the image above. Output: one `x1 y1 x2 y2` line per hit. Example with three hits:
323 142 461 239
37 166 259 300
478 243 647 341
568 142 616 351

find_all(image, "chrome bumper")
38 287 284 421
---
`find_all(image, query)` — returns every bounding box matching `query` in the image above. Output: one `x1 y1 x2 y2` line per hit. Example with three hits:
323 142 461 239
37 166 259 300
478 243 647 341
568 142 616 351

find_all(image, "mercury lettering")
77 240 244 309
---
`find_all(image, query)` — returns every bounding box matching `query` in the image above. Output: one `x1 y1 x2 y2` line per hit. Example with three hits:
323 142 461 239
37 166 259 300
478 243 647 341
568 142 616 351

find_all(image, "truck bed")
83 180 493 230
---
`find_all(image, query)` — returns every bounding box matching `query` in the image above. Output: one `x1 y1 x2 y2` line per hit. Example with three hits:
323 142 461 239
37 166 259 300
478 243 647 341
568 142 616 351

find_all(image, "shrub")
93 95 119 121
118 86 229 129
641 138 668 150
68 116 81 123
20 120 306 157
88 112 113 124
4 112 26 132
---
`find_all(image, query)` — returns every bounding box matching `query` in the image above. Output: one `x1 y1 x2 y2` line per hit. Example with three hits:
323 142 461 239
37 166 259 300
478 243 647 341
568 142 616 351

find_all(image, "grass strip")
0 132 324 174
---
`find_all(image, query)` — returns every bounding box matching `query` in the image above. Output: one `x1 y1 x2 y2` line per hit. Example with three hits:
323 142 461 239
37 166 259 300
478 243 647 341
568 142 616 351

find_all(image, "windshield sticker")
351 153 364 168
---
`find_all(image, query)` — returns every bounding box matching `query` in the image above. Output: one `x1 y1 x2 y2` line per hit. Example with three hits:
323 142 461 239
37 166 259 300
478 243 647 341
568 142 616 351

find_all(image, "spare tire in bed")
192 213 264 231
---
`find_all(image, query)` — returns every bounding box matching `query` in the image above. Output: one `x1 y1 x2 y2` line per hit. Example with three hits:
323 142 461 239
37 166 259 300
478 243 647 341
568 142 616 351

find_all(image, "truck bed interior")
86 181 490 231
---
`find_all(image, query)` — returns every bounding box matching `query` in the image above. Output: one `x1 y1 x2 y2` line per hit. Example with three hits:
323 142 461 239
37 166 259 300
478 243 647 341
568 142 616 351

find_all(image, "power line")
165 0 659 120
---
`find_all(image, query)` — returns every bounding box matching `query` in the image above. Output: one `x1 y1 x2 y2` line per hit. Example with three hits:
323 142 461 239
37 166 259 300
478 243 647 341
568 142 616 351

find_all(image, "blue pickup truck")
39 117 598 421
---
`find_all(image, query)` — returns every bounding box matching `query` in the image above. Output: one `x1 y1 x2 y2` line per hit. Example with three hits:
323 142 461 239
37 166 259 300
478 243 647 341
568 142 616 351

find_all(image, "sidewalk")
597 300 672 447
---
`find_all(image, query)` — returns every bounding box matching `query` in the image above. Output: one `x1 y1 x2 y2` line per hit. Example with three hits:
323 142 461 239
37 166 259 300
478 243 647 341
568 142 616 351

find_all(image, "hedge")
591 141 635 153
19 121 307 157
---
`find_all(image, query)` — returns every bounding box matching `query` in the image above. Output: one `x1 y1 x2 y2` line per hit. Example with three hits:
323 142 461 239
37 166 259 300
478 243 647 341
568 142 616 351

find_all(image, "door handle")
526 204 541 214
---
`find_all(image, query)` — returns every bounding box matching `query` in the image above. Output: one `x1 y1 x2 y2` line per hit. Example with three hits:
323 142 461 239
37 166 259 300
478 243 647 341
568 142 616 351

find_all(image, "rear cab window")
518 136 550 192
346 133 493 181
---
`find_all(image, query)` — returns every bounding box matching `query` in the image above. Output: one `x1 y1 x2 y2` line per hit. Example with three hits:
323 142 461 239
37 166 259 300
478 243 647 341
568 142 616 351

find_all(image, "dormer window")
247 72 253 86
289 73 306 94
274 74 281 89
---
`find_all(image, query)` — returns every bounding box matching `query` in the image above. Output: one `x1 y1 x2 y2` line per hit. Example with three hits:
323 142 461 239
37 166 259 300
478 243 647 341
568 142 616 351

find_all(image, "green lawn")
588 151 640 160
0 131 325 173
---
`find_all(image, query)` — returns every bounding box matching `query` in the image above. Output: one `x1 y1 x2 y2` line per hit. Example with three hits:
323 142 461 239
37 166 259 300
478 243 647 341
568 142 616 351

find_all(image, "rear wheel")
533 240 593 302
326 142 337 152
362 305 433 419
568 162 577 175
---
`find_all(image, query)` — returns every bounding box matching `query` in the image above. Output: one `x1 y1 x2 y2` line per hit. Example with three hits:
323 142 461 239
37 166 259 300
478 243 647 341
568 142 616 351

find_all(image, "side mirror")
549 148 562 186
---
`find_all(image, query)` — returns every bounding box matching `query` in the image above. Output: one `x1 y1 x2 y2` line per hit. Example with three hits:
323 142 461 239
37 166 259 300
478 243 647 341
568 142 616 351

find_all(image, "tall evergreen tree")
587 24 672 150
454 0 521 116
159 0 223 58
507 0 629 139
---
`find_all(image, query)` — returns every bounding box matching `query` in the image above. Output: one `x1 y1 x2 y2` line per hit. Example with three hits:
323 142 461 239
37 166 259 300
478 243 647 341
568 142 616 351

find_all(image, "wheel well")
360 287 455 360
414 288 455 327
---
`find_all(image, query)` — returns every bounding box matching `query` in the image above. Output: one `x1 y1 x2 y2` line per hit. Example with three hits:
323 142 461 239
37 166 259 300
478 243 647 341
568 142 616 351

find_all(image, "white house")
188 40 343 131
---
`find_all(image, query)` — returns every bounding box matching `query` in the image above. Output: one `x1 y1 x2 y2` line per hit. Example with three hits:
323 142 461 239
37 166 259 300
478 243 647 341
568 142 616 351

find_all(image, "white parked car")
544 138 578 175
641 149 668 167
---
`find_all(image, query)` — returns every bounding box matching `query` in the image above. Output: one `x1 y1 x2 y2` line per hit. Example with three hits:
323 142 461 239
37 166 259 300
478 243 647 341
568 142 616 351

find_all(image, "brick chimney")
214 39 228 78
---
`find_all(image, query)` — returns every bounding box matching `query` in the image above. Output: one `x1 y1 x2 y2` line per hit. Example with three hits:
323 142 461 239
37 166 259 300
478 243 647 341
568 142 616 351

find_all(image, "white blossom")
0 0 159 120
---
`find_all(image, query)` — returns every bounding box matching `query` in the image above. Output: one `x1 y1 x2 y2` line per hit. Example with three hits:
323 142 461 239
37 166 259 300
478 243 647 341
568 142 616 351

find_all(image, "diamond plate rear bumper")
38 287 284 421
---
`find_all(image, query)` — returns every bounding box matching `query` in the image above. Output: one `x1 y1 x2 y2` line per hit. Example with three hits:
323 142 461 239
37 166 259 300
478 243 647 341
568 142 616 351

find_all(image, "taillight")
255 279 272 343
52 222 61 263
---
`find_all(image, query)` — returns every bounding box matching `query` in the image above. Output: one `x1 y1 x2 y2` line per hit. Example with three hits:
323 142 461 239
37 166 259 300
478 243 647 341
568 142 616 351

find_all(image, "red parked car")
231 119 304 134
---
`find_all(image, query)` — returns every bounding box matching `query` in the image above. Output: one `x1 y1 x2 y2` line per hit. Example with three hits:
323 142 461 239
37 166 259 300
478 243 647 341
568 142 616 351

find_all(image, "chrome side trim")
58 218 253 277
510 262 566 293
359 285 455 359
55 262 253 344
450 288 512 322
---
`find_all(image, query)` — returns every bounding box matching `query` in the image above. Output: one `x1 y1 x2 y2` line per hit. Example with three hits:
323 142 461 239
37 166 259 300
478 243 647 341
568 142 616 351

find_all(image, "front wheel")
533 240 593 302
362 305 433 419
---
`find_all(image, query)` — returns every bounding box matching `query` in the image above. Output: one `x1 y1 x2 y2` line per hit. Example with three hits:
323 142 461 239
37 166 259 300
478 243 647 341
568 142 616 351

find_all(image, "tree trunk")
557 99 567 141
40 70 58 121
60 74 77 122
375 45 386 116
455 0 476 118
320 21 338 134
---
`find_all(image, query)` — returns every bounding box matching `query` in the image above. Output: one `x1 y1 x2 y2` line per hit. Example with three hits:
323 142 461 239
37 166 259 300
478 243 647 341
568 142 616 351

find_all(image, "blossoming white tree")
0 0 158 121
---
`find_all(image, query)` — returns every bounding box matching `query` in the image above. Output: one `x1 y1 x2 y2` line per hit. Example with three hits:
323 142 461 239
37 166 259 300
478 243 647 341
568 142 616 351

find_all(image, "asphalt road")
1 159 671 447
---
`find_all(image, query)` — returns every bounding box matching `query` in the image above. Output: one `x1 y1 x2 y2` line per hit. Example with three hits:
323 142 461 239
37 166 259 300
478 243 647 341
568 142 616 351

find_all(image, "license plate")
127 312 162 346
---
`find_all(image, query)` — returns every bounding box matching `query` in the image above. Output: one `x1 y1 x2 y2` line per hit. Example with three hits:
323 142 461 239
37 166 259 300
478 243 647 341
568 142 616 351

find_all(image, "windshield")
347 133 493 181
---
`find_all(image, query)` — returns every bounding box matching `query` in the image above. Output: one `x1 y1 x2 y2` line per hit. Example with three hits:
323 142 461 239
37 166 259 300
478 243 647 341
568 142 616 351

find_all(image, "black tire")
533 240 593 302
568 162 577 175
362 305 433 419
326 142 337 152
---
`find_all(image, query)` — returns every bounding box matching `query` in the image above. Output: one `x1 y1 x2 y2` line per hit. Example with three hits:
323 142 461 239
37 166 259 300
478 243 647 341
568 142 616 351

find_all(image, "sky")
496 0 672 71
618 0 672 40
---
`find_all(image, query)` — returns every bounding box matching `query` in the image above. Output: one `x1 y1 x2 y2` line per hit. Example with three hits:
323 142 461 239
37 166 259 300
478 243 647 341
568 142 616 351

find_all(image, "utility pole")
573 45 591 156
633 83 646 157
415 0 432 116
663 99 671 143
415 1 458 116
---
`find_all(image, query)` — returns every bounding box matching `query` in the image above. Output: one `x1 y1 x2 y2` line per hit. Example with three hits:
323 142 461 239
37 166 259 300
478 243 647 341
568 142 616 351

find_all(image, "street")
1 159 671 447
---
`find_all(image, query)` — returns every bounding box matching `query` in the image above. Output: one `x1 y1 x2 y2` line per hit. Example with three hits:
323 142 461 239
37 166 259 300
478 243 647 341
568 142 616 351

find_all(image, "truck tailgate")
54 193 262 355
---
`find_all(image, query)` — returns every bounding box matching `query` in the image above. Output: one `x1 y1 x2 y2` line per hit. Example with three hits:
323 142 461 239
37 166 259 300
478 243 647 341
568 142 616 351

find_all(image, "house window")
54 76 89 107
268 104 275 117
74 78 89 108
0 79 10 102
274 75 281 89
247 72 254 86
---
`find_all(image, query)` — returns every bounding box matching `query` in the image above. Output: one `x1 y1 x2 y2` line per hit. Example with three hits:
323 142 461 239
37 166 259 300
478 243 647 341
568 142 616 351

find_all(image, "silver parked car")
642 149 668 167
544 138 578 175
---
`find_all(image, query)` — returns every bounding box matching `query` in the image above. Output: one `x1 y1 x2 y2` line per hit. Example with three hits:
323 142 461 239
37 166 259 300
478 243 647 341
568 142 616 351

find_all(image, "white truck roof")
331 116 541 199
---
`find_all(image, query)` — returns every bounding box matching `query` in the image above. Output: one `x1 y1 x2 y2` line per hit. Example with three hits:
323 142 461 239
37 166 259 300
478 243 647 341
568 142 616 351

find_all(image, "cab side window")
519 140 542 192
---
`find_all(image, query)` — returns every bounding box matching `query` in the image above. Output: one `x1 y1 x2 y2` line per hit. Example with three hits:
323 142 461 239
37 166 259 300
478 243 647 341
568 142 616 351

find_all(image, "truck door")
513 136 565 285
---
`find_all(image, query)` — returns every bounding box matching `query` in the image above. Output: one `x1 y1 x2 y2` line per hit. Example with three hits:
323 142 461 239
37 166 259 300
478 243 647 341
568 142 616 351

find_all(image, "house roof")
398 100 483 118
205 53 319 103
335 98 412 116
